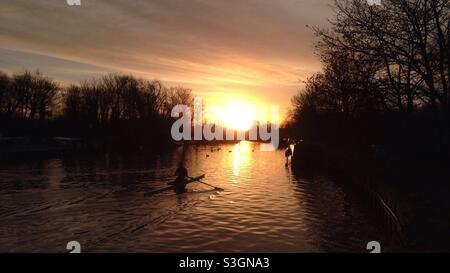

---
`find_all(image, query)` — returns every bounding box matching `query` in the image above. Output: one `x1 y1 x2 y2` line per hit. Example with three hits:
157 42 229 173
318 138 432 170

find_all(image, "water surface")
0 142 389 252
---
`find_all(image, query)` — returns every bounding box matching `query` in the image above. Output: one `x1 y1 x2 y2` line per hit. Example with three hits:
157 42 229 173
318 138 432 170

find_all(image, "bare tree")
315 0 449 113
63 85 83 121
0 71 10 116
33 73 58 121
164 86 194 117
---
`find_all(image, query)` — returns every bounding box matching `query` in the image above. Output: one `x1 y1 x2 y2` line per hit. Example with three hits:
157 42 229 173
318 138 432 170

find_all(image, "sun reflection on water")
232 141 252 177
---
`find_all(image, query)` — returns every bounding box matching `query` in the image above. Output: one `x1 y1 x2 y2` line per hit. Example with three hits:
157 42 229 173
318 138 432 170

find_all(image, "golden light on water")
232 141 252 177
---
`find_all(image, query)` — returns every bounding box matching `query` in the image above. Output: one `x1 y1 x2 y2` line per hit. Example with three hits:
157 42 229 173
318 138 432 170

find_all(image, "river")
0 141 394 252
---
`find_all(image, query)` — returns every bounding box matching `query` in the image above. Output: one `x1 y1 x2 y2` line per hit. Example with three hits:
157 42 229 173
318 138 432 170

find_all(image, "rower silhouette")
173 162 190 194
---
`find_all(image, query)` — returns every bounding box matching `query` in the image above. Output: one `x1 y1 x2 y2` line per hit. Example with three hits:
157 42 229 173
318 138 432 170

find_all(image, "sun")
214 101 258 131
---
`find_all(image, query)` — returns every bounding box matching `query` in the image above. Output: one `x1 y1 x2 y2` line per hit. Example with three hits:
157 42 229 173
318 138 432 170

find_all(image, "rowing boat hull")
144 174 206 196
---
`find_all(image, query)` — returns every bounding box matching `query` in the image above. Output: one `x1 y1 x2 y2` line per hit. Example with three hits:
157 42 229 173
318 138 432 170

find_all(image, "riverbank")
292 142 450 252
0 136 176 162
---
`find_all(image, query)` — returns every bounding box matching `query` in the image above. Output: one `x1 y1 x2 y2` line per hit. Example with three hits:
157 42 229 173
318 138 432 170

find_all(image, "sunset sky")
0 0 333 121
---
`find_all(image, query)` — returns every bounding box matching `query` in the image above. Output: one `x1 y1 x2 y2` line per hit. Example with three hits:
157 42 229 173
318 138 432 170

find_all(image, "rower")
173 163 190 194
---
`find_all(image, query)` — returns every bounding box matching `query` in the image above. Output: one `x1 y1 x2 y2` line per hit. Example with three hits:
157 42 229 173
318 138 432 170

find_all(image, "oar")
144 185 173 197
192 177 224 191
145 175 206 197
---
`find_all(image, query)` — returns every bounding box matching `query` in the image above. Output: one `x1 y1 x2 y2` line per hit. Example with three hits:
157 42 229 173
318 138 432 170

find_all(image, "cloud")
0 0 333 116
0 48 114 83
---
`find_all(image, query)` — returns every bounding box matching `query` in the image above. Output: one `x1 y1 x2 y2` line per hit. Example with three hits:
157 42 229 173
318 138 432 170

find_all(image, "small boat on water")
144 174 206 197
167 174 205 186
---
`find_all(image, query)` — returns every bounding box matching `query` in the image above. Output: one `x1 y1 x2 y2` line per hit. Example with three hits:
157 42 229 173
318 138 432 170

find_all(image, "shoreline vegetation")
0 71 194 157
285 0 450 161
287 0 450 251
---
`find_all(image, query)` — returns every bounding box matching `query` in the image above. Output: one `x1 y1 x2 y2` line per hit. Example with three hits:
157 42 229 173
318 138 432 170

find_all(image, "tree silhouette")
0 70 194 149
289 0 450 153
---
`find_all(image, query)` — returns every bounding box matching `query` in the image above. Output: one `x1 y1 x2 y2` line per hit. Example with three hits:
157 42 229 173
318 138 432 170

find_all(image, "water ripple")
0 142 390 252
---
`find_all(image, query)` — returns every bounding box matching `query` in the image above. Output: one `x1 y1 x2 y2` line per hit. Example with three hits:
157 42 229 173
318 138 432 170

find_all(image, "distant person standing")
285 146 293 166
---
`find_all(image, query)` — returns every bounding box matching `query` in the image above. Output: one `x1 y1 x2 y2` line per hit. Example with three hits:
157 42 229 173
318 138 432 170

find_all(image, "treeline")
0 70 193 149
288 0 450 157
0 71 57 121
